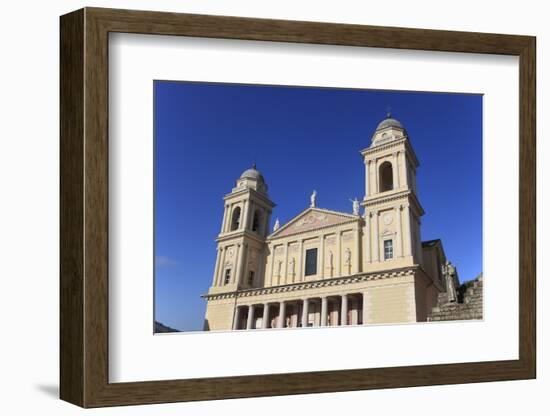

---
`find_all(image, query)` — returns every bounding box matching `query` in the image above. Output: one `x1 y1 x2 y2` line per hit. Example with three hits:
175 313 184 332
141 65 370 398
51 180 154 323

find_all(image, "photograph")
153 81 483 333
53 4 538 410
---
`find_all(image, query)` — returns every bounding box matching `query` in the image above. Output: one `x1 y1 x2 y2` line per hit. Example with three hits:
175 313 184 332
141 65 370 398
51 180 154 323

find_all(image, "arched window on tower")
230 206 241 231
379 161 394 192
252 209 262 233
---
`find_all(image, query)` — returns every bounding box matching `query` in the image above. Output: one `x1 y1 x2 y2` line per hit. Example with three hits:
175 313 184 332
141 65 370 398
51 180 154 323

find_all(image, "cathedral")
202 114 457 331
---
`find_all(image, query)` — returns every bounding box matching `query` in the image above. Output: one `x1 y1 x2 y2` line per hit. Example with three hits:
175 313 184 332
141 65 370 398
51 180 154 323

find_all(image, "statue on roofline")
310 190 317 208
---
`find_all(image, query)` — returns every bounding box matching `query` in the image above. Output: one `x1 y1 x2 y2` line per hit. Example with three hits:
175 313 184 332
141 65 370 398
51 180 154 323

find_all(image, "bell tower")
208 164 275 294
360 114 424 272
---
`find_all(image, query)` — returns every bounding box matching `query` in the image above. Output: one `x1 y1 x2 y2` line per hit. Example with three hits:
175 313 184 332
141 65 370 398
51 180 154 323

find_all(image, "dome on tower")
240 163 265 182
375 115 404 131
370 112 408 147
234 163 268 194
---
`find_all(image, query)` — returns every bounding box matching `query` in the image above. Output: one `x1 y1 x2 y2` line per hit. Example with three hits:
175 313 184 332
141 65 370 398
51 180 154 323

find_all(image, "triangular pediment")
269 207 359 239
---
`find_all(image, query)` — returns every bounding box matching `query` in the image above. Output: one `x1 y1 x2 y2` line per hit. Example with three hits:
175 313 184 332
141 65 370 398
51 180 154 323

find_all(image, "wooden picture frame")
60 7 536 408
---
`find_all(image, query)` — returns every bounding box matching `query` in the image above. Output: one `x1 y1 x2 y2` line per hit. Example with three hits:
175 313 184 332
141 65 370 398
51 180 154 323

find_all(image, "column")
320 297 328 326
246 305 255 330
217 247 227 286
301 298 309 328
262 303 270 329
233 306 241 330
269 246 276 286
235 244 247 285
354 228 360 274
341 295 348 326
335 232 341 277
349 298 356 325
402 152 409 189
258 248 267 287
242 200 250 231
232 244 241 284
365 213 371 264
211 247 222 286
362 292 369 325
297 239 304 282
220 204 229 233
396 205 403 257
393 152 400 189
364 159 370 199
283 243 289 284
397 151 404 189
373 211 379 262
319 235 325 279
228 203 236 232
277 301 286 328
404 205 413 257
372 159 378 194
241 244 249 283
223 204 231 233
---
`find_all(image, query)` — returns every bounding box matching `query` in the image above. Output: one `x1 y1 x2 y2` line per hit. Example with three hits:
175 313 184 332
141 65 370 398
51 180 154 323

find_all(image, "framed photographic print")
60 7 536 408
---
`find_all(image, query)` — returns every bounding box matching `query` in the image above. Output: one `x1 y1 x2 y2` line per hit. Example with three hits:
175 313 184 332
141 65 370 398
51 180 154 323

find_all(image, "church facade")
202 115 455 331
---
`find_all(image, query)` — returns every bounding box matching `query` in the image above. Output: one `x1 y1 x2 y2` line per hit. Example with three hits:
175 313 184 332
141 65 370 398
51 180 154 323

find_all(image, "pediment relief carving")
271 209 357 238
295 213 328 227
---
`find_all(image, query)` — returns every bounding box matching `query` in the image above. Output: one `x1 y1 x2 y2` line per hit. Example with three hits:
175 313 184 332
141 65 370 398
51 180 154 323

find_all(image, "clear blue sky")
154 81 482 332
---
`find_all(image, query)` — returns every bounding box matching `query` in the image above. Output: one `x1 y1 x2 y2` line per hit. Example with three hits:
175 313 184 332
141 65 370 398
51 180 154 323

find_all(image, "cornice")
359 137 406 156
359 137 420 168
223 187 276 208
202 266 419 301
362 189 425 216
216 229 267 244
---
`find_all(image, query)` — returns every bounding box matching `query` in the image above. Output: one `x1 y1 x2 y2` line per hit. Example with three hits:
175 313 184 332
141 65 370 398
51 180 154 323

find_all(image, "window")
304 248 318 276
230 206 241 231
384 240 393 260
247 270 255 286
252 209 261 233
224 269 231 285
379 161 393 192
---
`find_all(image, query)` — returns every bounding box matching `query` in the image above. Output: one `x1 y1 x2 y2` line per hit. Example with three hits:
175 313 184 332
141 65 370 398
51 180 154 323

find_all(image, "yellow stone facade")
202 115 450 331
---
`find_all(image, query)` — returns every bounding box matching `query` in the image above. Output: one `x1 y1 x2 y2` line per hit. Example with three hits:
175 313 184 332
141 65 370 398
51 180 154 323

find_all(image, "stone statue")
289 257 295 276
310 190 317 208
442 260 459 302
273 218 280 232
350 198 360 216
328 250 334 277
344 247 352 265
277 260 283 277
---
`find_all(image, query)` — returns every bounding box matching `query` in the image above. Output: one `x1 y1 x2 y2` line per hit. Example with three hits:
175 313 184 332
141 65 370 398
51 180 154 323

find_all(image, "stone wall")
427 274 483 322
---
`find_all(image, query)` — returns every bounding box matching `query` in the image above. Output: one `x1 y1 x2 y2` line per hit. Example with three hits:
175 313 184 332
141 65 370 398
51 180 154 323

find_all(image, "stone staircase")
427 274 483 322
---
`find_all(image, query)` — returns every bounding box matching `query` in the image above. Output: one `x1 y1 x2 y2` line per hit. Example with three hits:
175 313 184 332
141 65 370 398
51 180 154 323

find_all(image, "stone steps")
427 274 483 322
